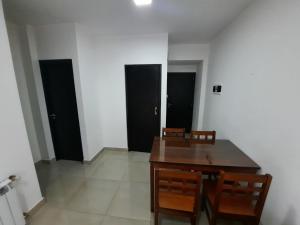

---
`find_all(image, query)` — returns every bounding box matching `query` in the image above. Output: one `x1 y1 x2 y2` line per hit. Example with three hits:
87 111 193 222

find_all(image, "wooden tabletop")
150 137 260 170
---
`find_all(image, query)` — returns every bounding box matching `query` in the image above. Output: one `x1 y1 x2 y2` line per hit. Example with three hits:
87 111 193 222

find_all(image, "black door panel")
125 65 161 152
39 59 84 161
166 73 195 133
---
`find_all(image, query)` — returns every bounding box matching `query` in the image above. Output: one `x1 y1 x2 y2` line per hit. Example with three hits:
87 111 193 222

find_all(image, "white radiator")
0 178 25 225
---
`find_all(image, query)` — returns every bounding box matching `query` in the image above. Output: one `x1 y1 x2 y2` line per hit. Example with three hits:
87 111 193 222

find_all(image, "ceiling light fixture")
133 0 152 6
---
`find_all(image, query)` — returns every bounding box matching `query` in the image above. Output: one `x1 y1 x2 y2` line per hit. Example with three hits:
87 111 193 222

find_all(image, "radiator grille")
0 179 25 225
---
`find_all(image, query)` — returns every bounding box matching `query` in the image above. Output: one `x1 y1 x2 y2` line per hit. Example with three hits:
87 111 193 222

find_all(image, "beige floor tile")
29 205 63 225
108 181 151 221
56 160 98 178
61 210 104 225
102 216 150 225
155 216 191 225
36 163 61 192
91 159 128 180
44 175 84 208
129 152 150 163
29 205 104 225
99 149 129 161
66 178 119 214
122 162 150 183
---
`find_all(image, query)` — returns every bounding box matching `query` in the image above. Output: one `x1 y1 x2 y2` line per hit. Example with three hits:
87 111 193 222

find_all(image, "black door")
166 73 196 133
125 65 161 152
39 59 84 161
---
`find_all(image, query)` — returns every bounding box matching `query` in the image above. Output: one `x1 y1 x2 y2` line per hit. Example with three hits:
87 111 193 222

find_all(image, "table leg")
150 163 154 212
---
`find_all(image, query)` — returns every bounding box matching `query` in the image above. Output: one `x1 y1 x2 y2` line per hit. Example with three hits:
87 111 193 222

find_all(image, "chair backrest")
190 130 216 144
215 171 272 218
155 169 202 211
162 128 185 138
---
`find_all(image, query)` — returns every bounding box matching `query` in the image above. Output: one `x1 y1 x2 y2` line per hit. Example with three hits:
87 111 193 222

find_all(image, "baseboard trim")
83 147 129 164
34 159 56 167
24 197 46 218
84 148 105 164
34 161 43 167
104 147 128 152
41 158 56 164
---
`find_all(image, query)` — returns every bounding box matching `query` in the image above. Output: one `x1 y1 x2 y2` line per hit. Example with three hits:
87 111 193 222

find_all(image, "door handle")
154 107 158 116
49 113 56 120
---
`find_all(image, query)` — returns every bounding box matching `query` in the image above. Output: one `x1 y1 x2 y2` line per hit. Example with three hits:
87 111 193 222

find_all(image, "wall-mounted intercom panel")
213 85 222 94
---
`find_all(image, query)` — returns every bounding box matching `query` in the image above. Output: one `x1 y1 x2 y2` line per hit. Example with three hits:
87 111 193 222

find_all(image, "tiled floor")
32 149 236 225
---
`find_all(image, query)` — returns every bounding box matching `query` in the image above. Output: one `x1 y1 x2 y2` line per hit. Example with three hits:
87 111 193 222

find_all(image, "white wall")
26 25 56 160
168 44 209 61
7 23 41 162
6 23 50 162
168 44 210 129
0 1 43 212
94 33 169 148
204 0 300 224
75 24 104 160
168 65 197 73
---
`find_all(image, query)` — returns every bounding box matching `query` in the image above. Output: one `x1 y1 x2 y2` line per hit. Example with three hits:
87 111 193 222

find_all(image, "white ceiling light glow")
133 0 152 6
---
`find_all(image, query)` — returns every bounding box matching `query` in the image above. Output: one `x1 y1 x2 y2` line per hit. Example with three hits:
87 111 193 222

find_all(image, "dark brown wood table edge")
149 137 261 212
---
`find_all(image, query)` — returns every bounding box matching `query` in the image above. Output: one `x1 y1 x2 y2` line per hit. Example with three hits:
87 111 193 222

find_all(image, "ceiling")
3 0 254 43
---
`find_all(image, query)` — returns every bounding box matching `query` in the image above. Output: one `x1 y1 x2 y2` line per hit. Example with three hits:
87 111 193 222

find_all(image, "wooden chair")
189 130 217 179
190 131 216 144
154 169 202 225
162 128 185 138
202 171 272 225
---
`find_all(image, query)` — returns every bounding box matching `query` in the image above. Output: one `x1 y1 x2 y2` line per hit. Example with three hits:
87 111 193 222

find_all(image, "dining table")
149 136 261 212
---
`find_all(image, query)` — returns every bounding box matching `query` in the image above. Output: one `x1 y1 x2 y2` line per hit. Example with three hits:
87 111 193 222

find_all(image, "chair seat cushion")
203 180 256 217
159 192 195 212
